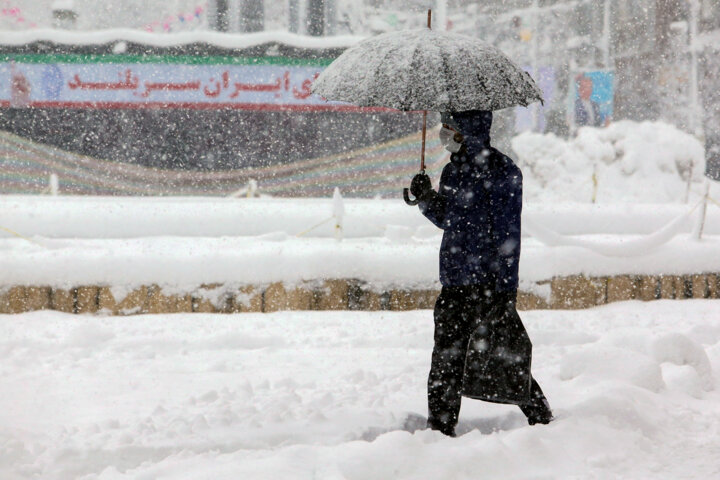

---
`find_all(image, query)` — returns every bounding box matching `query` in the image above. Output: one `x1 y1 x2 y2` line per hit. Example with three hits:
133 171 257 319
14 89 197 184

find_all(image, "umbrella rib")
370 43 406 108
458 44 488 110
441 41 461 112
400 40 424 111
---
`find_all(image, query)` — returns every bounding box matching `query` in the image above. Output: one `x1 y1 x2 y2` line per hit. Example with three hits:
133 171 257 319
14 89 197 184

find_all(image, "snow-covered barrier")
3 196 720 239
2 192 720 314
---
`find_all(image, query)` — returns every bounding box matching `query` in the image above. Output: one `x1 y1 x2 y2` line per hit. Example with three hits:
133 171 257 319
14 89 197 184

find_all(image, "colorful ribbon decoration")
144 3 207 33
0 2 38 28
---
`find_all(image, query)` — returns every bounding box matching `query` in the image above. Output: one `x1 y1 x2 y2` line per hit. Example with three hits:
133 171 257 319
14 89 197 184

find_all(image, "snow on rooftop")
51 0 75 11
0 28 365 49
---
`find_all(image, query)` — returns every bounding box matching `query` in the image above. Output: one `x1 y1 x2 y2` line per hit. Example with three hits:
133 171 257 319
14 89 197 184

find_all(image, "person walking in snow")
409 110 553 437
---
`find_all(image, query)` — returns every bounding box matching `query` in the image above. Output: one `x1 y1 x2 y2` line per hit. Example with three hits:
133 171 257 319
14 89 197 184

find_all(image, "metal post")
530 0 540 132
239 0 264 33
421 8 432 172
212 0 230 32
325 0 336 35
307 0 325 36
689 0 701 137
289 0 300 33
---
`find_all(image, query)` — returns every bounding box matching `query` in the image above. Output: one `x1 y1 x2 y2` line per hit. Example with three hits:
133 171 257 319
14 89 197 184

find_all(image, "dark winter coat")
418 110 522 292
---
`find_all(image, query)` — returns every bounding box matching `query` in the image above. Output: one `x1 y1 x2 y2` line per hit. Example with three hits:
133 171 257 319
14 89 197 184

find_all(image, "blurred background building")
0 0 718 183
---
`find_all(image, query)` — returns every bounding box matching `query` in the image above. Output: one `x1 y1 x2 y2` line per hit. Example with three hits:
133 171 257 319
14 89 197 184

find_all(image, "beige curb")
2 273 718 315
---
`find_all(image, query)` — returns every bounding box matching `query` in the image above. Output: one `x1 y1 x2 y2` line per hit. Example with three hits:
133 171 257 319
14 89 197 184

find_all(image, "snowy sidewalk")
2 301 720 479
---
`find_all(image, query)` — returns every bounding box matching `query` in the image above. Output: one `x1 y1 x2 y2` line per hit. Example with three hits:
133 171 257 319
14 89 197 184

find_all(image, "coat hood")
441 110 493 156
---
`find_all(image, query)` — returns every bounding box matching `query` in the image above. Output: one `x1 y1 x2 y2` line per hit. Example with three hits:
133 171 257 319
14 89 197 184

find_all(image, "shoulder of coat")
496 153 523 187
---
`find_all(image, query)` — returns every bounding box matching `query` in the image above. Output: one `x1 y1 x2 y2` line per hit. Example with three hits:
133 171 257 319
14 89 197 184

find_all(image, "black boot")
519 378 553 425
427 419 457 437
525 405 553 426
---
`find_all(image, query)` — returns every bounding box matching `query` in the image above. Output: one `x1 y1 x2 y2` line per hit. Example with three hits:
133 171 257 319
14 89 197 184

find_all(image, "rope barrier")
0 2 38 28
0 225 43 246
143 3 206 32
295 216 334 238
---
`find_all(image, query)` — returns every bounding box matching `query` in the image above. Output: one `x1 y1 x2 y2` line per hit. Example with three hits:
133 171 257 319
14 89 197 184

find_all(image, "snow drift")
1 300 719 479
512 121 706 203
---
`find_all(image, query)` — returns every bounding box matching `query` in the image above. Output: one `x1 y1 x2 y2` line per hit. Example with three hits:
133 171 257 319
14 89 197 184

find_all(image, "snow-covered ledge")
0 29 364 49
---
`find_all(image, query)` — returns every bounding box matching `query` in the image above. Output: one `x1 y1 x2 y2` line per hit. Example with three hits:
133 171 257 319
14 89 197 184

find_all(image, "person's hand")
410 173 432 200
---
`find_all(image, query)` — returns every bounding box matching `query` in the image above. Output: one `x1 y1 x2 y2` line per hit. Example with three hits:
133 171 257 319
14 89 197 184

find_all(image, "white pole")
693 179 710 239
247 179 258 198
332 187 344 241
602 0 611 68
49 173 59 196
435 0 447 31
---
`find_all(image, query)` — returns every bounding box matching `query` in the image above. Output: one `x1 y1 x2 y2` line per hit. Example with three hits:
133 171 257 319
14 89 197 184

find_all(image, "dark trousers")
427 285 551 434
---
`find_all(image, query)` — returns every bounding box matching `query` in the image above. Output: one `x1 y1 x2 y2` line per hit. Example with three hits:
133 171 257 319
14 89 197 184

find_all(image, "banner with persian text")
0 55 358 111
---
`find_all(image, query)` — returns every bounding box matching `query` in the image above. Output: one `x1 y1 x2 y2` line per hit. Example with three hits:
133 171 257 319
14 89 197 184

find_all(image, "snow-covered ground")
2 301 719 479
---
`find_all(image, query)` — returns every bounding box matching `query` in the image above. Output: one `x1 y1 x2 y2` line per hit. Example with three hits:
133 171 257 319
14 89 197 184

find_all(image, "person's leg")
519 377 553 425
483 294 553 425
427 286 473 436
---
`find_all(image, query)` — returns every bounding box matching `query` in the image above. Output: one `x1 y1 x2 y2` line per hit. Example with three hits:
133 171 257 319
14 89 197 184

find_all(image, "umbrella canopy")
312 28 543 112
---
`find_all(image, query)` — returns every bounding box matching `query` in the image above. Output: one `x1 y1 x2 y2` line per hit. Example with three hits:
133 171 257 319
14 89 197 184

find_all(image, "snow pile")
512 121 706 203
1 300 719 479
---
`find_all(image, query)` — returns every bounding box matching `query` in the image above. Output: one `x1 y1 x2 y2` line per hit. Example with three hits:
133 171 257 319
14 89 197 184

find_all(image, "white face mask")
439 126 463 153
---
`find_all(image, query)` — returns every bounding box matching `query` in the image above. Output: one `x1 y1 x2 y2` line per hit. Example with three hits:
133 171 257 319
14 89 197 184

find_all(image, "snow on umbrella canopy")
312 28 543 112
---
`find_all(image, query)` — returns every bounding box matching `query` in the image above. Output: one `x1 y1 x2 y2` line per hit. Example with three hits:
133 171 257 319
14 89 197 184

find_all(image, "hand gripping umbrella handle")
403 168 426 206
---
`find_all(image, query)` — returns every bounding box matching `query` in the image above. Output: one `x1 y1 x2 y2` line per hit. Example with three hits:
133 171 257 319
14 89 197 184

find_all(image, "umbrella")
312 10 543 204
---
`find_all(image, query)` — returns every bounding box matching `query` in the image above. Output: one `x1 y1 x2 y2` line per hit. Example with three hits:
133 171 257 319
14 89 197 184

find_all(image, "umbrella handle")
403 168 426 206
403 188 419 206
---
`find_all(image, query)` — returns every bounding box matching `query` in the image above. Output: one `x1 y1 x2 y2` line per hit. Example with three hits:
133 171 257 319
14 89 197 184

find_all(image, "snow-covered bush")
511 121 705 203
